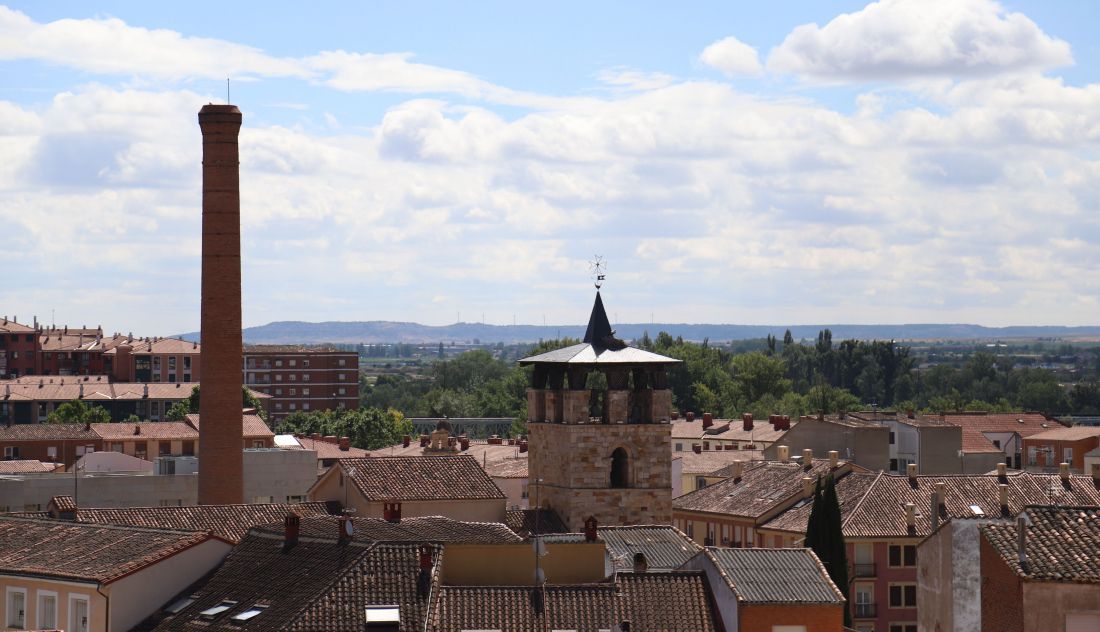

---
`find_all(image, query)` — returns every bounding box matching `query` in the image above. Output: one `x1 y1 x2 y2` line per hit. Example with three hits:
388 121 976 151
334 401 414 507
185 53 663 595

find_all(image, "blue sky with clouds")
2 0 1099 334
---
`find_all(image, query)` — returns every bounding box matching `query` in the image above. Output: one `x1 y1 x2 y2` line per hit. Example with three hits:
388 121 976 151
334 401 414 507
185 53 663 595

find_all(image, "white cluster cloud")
699 36 763 77
0 2 1098 331
766 0 1073 81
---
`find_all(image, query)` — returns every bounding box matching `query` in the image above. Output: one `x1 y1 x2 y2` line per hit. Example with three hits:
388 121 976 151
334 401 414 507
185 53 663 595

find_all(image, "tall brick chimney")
198 104 244 505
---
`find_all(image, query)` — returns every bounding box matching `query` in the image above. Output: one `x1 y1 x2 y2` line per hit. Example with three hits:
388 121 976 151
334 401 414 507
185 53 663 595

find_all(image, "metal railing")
853 603 877 618
852 563 876 577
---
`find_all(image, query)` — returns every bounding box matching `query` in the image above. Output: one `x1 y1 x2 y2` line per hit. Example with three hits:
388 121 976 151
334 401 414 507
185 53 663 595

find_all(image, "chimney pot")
997 462 1007 478
828 450 839 468
907 463 918 481
419 434 429 447
419 544 433 571
731 460 744 482
324 435 337 444
685 411 695 422
999 483 1009 512
692 444 701 454
742 413 753 431
778 445 790 463
802 448 813 469
1091 463 1100 483
1017 514 1028 566
584 516 598 542
905 502 915 528
702 412 713 429
402 435 411 448
703 441 710 451
283 513 300 549
460 437 471 451
671 411 679 420
1059 462 1070 481
339 436 350 451
935 481 947 507
802 476 814 499
518 440 527 453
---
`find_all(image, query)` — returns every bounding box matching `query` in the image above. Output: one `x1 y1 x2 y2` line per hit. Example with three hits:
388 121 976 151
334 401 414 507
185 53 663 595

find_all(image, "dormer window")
231 604 268 622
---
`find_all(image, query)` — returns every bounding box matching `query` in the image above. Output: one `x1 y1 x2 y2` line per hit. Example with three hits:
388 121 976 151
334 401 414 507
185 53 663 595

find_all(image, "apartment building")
242 346 358 422
0 317 37 378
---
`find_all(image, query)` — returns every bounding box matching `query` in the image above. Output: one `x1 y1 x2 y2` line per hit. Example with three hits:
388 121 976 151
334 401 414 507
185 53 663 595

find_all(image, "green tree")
730 352 791 404
276 407 413 450
806 474 851 627
184 385 269 421
165 401 190 421
46 400 111 424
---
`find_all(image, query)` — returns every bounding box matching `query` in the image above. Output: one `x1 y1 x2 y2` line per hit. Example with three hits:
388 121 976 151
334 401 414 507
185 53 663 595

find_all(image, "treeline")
275 408 413 450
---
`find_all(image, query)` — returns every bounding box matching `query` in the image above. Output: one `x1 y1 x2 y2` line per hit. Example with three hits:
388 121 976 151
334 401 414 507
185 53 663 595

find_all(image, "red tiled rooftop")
92 421 198 440
73 502 332 544
337 456 506 502
185 413 275 438
981 505 1100 583
674 459 853 519
0 459 64 474
292 435 369 459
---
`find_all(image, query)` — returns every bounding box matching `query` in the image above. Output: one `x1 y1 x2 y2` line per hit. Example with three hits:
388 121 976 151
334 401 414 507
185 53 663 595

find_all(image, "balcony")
852 563 876 577
853 603 877 619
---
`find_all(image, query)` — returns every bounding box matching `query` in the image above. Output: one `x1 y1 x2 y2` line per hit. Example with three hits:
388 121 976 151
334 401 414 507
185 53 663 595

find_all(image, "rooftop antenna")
227 78 230 104
589 255 606 290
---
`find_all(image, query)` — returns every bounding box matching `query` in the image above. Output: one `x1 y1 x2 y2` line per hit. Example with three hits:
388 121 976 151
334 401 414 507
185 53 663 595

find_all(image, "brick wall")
979 533 1023 632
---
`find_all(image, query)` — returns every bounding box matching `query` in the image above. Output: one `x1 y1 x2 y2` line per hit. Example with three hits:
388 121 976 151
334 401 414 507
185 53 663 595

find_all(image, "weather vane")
589 256 606 290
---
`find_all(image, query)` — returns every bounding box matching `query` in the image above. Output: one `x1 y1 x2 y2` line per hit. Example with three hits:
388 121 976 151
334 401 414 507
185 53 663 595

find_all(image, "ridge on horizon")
175 320 1100 345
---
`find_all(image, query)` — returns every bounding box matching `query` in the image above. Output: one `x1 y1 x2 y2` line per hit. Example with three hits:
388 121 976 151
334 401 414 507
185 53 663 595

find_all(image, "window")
1028 446 1037 466
302 388 310 396
289 403 296 410
889 625 917 632
252 440 265 448
136 444 147 460
338 387 346 395
338 373 346 381
183 357 191 369
168 373 176 382
889 584 917 608
1064 447 1073 463
289 388 296 396
200 600 237 619
695 476 707 490
47 446 57 459
168 357 176 370
111 442 123 453
289 360 297 367
889 545 916 567
37 591 57 629
69 595 90 632
287 495 304 503
289 374 296 381
4 446 20 459
7 587 26 629
275 388 282 396
159 441 171 456
302 359 310 368
889 431 895 444
610 447 629 488
275 403 283 411
275 360 283 367
993 439 1001 449
275 374 282 381
164 595 196 614
303 403 310 410
303 373 310 382
675 442 683 452
889 458 898 472
338 358 346 367
183 373 191 382
231 604 268 622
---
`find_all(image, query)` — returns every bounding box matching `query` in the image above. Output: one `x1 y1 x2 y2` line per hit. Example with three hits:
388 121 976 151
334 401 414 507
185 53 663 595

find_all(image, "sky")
2 0 1100 335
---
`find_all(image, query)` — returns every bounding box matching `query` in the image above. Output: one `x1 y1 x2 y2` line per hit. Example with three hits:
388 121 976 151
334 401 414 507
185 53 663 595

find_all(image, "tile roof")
92 421 198 440
840 471 1100 538
185 413 275 438
73 502 333 544
149 531 440 631
434 572 719 632
0 516 215 584
600 525 702 572
0 422 98 441
678 450 760 475
0 319 35 333
100 336 200 354
942 412 1067 453
705 420 797 443
290 435 369 459
981 505 1100 583
703 547 846 604
484 457 528 478
848 410 957 428
0 378 198 403
0 459 63 473
504 508 568 539
253 515 522 544
673 459 852 521
243 345 348 353
761 472 879 535
1024 426 1100 441
338 456 507 502
671 418 706 439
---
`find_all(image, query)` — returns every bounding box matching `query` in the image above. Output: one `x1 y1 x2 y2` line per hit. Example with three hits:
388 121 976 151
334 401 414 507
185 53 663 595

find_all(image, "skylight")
164 596 196 614
969 504 985 516
200 600 237 619
366 605 400 624
231 604 268 622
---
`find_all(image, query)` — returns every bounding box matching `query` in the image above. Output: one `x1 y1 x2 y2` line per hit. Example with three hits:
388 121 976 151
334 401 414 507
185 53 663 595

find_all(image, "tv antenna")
227 78 230 104
589 256 606 290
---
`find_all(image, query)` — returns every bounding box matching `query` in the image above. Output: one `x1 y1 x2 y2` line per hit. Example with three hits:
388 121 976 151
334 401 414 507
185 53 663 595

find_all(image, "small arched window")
610 447 629 488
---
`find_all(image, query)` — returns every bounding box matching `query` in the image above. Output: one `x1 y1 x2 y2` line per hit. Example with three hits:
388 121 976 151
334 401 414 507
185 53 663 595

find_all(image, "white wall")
242 449 317 503
681 552 738 631
108 538 231 631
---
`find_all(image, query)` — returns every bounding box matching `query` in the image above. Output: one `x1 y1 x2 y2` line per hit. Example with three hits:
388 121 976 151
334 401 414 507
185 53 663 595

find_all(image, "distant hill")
175 321 1100 345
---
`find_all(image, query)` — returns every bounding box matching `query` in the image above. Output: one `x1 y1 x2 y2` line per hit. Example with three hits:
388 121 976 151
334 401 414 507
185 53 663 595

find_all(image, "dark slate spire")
583 291 625 350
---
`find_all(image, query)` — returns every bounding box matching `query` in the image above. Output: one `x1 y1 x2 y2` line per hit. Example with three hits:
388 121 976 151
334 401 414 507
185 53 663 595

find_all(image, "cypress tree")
806 474 851 627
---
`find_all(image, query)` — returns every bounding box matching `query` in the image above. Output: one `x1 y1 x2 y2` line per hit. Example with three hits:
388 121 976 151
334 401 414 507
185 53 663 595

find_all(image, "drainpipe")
96 582 110 632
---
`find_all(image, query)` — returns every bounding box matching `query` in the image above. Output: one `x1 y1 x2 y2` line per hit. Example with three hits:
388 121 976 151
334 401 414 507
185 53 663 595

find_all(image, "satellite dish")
344 519 355 537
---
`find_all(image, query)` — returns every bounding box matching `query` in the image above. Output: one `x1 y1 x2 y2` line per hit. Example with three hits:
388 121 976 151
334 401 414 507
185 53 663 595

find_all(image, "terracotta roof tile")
291 435 369 459
434 572 719 631
705 420 797 443
1025 426 1100 441
254 515 522 544
678 450 761 475
484 457 528 478
840 472 1100 538
0 459 63 473
92 421 198 440
704 547 846 604
674 460 852 520
185 413 275 438
0 423 98 441
0 320 35 333
941 412 1067 454
150 531 440 631
0 516 213 584
981 505 1100 583
74 502 332 544
339 456 506 502
761 472 879 535
504 508 568 539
